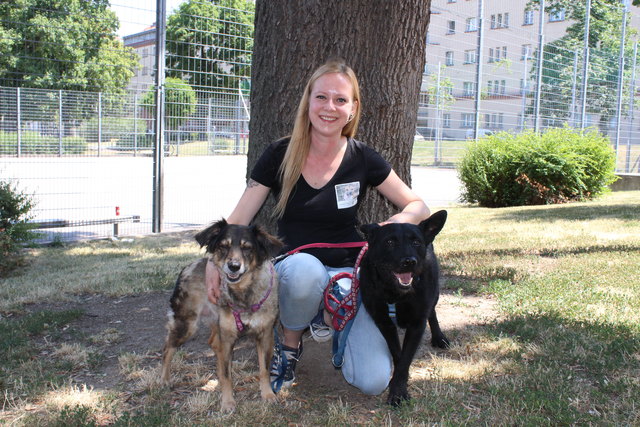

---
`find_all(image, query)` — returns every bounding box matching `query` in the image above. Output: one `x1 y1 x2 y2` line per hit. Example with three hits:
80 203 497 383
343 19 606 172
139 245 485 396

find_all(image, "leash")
272 240 368 332
225 263 276 332
271 241 369 373
323 243 368 332
272 241 367 263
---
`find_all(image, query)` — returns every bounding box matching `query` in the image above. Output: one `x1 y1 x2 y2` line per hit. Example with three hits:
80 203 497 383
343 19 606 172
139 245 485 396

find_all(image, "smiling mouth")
393 272 413 288
225 271 242 282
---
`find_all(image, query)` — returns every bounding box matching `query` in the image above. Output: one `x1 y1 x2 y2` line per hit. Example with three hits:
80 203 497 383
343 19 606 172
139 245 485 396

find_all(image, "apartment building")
420 0 639 141
123 26 156 93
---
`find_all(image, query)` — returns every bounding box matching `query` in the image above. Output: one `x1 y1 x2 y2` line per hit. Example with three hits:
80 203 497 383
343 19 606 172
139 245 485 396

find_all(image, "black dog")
359 210 449 406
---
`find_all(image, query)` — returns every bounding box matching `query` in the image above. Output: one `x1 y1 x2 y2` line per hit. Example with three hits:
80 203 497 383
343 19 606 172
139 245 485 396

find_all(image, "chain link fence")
414 0 640 173
1 0 638 243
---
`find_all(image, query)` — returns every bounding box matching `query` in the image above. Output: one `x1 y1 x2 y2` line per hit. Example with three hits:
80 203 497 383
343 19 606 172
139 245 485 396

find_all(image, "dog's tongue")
394 272 413 286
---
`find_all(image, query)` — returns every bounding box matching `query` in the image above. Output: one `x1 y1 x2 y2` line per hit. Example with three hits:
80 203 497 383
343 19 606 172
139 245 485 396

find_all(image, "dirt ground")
25 286 497 411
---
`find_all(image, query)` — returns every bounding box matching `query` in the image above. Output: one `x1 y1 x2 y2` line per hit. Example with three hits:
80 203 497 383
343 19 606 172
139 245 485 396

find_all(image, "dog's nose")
227 260 241 272
401 257 417 269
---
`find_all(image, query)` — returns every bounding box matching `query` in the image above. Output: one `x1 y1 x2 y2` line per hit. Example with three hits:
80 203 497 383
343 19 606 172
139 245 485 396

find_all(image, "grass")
0 191 639 425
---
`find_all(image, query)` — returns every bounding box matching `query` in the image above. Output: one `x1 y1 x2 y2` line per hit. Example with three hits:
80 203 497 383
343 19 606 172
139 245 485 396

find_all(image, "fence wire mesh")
0 0 638 243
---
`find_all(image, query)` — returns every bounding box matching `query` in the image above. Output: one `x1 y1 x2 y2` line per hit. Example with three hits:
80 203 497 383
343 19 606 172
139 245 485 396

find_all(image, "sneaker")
270 341 303 392
309 310 333 343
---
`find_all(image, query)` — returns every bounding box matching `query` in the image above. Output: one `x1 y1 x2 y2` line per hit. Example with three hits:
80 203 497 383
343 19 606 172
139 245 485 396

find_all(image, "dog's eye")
241 242 253 252
412 239 422 247
386 238 395 247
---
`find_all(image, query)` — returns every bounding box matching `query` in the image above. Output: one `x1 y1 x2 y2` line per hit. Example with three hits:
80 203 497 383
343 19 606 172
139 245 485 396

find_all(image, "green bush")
0 180 38 275
458 127 618 207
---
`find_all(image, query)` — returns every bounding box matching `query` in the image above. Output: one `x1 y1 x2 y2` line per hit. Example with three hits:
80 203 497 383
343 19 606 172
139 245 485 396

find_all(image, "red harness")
275 241 368 332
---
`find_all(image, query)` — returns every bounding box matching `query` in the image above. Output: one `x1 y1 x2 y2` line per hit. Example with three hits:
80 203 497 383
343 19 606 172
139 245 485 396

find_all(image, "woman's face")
308 72 357 139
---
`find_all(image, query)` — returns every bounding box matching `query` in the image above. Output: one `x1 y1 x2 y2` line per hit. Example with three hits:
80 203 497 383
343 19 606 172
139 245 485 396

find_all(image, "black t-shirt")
251 137 392 267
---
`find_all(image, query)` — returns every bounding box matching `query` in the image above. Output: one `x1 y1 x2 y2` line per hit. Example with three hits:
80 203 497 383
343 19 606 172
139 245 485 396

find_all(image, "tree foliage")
165 0 255 92
0 0 138 93
141 77 197 131
527 0 638 131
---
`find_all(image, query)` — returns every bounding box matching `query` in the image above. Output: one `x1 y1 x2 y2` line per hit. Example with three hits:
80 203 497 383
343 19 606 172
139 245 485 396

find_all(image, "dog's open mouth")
393 272 414 288
225 272 242 282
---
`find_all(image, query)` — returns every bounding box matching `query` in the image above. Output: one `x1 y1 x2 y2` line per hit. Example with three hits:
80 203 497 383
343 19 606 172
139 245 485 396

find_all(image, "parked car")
465 128 494 139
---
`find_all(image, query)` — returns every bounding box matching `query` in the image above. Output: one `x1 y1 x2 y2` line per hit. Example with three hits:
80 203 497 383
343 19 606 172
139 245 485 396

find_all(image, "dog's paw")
261 389 277 402
387 389 411 407
220 397 236 413
432 334 450 349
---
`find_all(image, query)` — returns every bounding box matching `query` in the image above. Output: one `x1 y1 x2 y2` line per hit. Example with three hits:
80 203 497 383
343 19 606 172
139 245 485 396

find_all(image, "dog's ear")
419 210 447 244
195 218 228 248
359 223 380 240
252 225 284 261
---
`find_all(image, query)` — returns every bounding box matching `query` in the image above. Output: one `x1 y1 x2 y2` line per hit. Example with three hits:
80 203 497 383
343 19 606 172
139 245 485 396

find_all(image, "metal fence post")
533 0 545 133
434 62 442 165
580 0 592 129
58 89 63 156
134 93 138 156
152 0 167 233
98 92 102 156
16 87 21 157
626 42 638 173
614 2 629 165
570 50 579 127
473 0 484 141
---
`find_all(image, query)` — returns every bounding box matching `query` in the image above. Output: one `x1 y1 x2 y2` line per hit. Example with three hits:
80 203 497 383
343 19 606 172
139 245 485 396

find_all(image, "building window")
443 113 451 128
490 13 509 29
465 17 478 32
463 82 476 96
464 49 477 64
549 8 565 22
523 9 534 25
488 46 507 63
447 0 457 3
487 80 506 96
521 44 532 60
445 51 454 66
520 78 530 95
485 113 504 129
462 113 475 128
447 20 456 34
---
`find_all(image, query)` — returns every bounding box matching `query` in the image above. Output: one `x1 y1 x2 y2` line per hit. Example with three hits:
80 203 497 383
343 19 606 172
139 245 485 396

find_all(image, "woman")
206 59 431 395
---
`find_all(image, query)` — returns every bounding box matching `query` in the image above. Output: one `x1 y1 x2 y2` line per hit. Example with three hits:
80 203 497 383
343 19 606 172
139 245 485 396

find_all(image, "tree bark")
248 0 431 232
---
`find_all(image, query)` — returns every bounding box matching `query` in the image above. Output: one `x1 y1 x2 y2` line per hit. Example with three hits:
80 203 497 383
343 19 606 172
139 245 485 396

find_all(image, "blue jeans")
274 252 392 395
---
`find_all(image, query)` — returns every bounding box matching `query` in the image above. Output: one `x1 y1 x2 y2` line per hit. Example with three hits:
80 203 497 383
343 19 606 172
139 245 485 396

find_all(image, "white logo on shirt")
335 181 360 209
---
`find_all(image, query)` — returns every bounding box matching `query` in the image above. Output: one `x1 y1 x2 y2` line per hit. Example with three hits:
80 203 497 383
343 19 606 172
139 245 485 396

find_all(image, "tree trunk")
248 0 431 232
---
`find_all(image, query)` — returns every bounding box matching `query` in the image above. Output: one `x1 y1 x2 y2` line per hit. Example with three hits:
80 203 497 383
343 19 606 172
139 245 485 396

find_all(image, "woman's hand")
205 260 221 304
376 170 430 225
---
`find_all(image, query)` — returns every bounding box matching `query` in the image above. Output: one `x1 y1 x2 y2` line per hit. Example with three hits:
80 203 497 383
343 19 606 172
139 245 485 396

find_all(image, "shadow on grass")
494 204 639 222
444 243 640 260
407 311 640 424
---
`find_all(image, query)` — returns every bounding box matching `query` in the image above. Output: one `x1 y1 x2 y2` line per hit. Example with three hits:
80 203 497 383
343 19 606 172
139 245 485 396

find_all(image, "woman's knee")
276 253 328 301
340 307 392 395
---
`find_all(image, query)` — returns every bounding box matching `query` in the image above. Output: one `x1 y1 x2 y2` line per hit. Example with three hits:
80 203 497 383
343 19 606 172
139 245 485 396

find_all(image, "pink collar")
227 263 275 332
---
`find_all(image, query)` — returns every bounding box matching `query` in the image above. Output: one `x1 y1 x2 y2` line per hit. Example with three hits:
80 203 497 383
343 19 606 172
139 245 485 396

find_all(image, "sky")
110 0 186 38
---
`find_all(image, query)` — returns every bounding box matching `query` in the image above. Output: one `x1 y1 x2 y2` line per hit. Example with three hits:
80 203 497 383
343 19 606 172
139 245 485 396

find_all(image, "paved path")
1 156 462 242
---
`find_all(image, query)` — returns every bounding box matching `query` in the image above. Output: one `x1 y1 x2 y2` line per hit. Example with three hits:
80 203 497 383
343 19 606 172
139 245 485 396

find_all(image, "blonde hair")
274 60 362 218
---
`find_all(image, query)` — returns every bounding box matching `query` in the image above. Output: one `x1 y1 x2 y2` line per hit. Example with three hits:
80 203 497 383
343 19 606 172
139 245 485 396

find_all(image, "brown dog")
160 219 283 412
